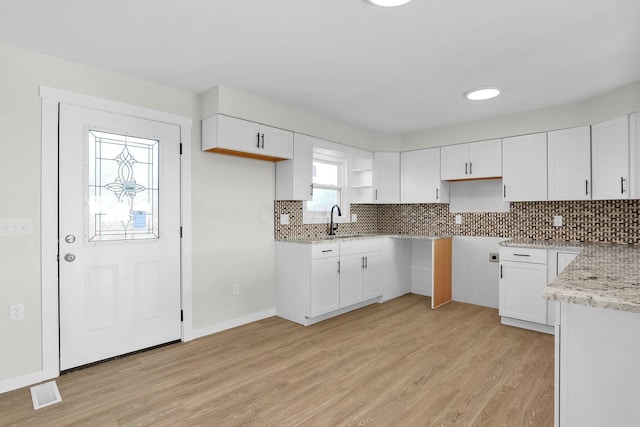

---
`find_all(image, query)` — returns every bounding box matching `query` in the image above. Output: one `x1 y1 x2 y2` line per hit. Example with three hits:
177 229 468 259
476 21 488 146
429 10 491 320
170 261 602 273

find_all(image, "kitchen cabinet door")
632 113 640 199
259 124 294 159
548 126 591 201
339 253 364 308
440 144 469 180
310 257 340 317
401 148 448 203
275 133 313 200
203 114 260 153
502 132 548 201
592 115 630 200
373 152 400 203
499 260 548 324
363 251 383 300
468 139 502 179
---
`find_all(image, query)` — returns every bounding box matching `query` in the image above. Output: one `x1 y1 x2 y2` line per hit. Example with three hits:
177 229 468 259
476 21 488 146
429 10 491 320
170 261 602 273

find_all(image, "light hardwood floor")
1 295 554 426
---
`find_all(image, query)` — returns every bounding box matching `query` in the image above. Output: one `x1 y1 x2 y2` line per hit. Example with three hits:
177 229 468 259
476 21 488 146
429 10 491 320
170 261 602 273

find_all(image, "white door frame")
40 86 194 380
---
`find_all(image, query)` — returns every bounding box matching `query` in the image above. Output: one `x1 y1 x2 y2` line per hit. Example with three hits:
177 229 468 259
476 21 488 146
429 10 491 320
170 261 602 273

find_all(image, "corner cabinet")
502 132 548 201
440 139 502 181
202 114 293 161
591 115 630 200
275 133 313 201
276 239 385 326
401 148 449 203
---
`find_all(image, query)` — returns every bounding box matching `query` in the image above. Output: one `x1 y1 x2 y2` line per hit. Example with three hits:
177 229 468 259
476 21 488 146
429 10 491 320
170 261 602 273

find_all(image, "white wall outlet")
10 304 24 322
553 215 563 227
351 213 357 222
455 214 462 225
233 284 240 296
280 214 289 225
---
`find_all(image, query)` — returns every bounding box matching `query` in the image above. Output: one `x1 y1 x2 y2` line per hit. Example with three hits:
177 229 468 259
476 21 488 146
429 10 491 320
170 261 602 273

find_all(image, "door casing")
40 86 194 381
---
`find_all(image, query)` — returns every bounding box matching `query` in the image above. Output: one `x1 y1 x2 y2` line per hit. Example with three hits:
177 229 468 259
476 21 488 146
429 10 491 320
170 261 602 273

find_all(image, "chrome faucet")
329 204 342 235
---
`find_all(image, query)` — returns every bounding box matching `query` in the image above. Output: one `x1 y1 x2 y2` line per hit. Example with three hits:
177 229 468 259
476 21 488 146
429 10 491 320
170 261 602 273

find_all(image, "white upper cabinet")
632 113 640 199
275 133 313 201
502 132 548 201
592 116 630 200
547 126 591 201
202 114 293 161
440 139 502 181
373 152 401 203
401 148 449 203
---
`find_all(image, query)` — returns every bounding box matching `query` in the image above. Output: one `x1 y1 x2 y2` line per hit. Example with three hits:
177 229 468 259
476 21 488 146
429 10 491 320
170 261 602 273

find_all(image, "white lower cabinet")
499 247 551 333
500 246 580 334
276 239 385 326
310 256 340 317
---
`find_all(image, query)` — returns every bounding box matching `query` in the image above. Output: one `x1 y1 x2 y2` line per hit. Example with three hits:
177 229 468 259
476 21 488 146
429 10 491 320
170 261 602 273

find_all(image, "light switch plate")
280 214 289 225
0 219 32 236
351 214 357 222
455 214 462 225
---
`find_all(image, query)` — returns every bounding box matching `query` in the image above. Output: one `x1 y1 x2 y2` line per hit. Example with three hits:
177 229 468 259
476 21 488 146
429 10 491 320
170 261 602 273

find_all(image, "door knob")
65 234 76 243
64 253 76 262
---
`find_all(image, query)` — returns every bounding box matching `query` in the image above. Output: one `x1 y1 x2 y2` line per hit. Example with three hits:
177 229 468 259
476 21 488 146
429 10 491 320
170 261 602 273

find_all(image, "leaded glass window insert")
88 130 159 242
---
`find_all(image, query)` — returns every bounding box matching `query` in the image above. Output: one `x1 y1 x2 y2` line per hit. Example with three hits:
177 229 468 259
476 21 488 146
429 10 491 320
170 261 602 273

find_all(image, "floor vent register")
30 381 62 410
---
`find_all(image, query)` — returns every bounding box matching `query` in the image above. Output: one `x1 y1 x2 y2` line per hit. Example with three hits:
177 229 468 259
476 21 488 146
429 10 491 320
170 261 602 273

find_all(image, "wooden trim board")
432 237 452 309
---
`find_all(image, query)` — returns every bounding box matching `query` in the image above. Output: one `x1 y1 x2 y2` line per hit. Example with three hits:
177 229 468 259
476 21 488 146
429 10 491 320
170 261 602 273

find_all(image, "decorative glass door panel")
87 130 159 242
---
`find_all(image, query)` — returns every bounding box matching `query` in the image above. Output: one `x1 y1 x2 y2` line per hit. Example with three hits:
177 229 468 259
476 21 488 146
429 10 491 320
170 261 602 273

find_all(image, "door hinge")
180 226 183 238
179 143 183 155
180 310 184 322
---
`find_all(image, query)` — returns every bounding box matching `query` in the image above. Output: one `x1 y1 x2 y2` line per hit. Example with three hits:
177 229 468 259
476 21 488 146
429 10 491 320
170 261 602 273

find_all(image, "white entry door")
59 104 182 371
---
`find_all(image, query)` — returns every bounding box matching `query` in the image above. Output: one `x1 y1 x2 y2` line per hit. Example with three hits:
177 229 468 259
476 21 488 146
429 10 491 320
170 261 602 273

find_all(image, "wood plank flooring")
1 295 554 426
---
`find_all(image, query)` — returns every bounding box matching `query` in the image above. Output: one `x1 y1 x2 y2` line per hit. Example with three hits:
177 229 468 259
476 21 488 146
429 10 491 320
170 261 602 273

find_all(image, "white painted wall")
402 82 640 150
452 237 508 309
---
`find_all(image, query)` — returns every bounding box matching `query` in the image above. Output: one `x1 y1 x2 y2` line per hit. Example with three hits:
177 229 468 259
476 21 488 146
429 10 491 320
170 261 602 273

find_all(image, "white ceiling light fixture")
464 86 502 101
365 0 413 7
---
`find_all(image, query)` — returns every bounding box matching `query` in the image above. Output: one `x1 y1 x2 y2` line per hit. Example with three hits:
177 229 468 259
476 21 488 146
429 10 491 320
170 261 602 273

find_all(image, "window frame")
303 149 350 225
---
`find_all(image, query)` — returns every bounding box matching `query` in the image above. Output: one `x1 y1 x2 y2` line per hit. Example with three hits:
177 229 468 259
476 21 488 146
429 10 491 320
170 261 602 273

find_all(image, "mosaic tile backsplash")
275 200 640 245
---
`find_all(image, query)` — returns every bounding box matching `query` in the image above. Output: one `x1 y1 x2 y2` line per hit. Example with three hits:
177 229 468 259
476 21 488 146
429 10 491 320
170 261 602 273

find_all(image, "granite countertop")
276 233 452 244
501 239 640 314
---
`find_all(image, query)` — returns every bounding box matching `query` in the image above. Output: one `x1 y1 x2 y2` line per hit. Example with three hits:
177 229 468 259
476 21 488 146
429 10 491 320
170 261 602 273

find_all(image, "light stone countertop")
501 239 640 314
276 233 452 244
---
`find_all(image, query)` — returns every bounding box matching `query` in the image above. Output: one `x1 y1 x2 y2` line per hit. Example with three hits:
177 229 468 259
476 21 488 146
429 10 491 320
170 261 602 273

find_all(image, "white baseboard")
501 316 555 335
0 370 47 395
190 308 276 340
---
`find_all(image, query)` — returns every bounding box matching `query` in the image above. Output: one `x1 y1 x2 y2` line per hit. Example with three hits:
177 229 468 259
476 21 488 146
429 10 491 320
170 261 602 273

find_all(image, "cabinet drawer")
340 239 384 256
311 243 340 259
500 247 547 264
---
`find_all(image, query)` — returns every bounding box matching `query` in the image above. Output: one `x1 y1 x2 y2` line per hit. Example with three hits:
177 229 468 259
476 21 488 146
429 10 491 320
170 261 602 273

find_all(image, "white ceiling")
1 0 639 133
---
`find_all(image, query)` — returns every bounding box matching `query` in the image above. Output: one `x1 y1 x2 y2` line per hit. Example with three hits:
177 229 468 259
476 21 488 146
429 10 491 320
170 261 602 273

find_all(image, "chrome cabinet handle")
503 184 506 198
261 133 265 149
64 253 76 262
436 187 439 200
514 254 530 257
469 162 472 175
365 256 368 269
322 249 333 253
337 261 340 274
465 162 468 175
586 179 589 196
256 132 260 148
310 183 314 196
621 177 626 194
500 264 503 278
375 189 378 201
361 256 365 269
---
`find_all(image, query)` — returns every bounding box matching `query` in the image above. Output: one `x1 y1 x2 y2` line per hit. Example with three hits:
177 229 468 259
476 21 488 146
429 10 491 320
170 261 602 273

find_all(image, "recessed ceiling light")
464 86 501 101
365 0 413 7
